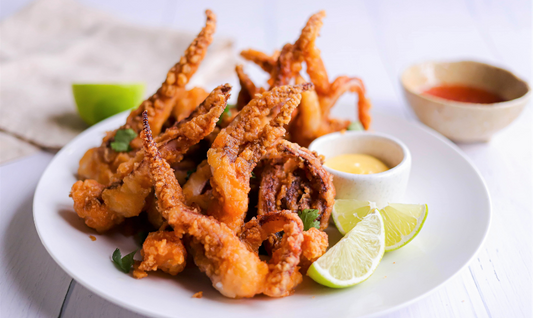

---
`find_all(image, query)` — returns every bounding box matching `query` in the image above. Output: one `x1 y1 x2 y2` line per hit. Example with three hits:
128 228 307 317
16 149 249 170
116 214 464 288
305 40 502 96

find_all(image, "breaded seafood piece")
142 115 305 298
206 84 312 233
258 140 335 230
71 85 230 232
78 10 217 185
133 231 187 278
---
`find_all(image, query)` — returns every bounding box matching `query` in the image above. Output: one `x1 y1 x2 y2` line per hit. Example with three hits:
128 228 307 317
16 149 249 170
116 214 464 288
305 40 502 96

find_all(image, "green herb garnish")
251 171 256 179
298 209 320 231
347 121 364 131
112 248 137 273
110 129 137 152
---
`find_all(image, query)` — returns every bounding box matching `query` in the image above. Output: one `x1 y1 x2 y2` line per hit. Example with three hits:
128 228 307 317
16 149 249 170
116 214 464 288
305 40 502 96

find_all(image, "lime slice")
380 203 428 252
308 210 385 288
332 199 377 235
72 83 145 125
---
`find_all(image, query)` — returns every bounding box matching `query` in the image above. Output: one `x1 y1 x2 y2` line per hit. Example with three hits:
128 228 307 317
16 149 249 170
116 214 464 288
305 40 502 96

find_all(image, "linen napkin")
0 0 235 164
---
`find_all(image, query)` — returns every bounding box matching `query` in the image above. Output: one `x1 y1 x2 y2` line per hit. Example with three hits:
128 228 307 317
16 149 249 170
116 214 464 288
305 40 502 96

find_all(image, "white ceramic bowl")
309 131 411 207
401 60 530 142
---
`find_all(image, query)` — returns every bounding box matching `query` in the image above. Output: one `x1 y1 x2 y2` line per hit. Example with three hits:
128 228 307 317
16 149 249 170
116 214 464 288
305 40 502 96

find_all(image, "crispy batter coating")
125 10 217 136
69 10 366 298
299 11 329 95
207 84 312 233
240 220 328 273
258 140 335 230
133 231 187 278
238 10 372 147
300 227 328 271
182 159 212 210
70 180 124 232
172 87 210 122
71 85 230 232
235 64 263 110
78 10 217 185
142 112 304 298
240 49 278 74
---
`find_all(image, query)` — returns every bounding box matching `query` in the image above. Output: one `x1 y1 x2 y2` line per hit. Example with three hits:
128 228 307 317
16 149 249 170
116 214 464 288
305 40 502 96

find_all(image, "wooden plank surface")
0 0 530 317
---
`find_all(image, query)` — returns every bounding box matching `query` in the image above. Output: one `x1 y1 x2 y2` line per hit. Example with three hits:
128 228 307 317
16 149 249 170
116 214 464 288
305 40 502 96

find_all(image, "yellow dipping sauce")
325 154 389 175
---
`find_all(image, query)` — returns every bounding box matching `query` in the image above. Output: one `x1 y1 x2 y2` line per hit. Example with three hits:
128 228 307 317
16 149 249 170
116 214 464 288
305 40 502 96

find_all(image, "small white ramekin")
309 131 411 207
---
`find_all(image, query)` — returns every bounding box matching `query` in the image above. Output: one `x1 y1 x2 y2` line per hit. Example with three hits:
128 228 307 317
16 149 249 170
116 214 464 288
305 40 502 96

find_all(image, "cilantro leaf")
347 121 364 131
251 171 256 179
111 129 137 152
112 248 137 273
298 209 320 231
217 104 236 124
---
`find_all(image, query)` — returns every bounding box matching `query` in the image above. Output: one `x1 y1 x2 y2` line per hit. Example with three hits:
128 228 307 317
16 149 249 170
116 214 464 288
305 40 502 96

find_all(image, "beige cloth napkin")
0 0 235 164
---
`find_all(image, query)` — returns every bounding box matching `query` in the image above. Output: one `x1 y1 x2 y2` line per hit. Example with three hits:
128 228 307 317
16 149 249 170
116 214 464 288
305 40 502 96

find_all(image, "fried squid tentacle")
235 64 263 110
70 85 231 232
182 159 212 210
78 10 217 185
299 11 329 95
240 213 328 273
125 9 217 136
142 113 304 298
258 140 335 230
207 84 312 233
270 11 325 88
240 49 278 74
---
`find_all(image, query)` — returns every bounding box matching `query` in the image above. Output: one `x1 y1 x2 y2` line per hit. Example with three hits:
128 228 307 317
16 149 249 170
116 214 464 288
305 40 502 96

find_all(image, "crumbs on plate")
89 235 96 241
192 291 203 298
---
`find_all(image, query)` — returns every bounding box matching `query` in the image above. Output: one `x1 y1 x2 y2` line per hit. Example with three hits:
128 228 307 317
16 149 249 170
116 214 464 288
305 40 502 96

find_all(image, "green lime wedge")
72 83 145 125
332 199 377 235
380 203 428 252
308 210 385 288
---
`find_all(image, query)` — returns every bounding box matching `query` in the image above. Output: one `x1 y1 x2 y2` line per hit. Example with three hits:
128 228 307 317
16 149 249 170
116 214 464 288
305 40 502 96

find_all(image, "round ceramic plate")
34 111 490 318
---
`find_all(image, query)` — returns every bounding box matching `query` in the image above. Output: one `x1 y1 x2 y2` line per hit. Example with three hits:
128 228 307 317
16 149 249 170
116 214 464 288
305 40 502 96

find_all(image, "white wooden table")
1 0 531 317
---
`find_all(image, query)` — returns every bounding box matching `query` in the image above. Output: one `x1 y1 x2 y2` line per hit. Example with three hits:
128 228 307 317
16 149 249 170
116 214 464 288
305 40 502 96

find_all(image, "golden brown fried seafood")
78 10 217 185
239 10 372 147
257 140 335 230
182 159 212 210
71 85 231 232
240 49 278 74
142 113 304 298
235 64 263 110
70 180 124 232
133 231 187 278
298 227 328 271
206 84 312 233
240 219 328 273
171 87 210 122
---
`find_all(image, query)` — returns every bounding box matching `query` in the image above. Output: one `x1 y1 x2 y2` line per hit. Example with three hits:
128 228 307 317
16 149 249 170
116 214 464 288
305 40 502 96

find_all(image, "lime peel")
308 210 385 288
72 83 145 125
380 203 428 252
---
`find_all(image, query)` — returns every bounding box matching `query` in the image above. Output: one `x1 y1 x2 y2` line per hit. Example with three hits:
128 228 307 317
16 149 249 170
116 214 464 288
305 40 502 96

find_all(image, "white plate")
34 111 491 318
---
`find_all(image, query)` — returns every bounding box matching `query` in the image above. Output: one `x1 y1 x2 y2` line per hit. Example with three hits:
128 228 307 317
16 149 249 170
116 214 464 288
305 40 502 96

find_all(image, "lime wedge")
332 199 377 235
380 203 428 252
308 210 385 288
72 83 145 125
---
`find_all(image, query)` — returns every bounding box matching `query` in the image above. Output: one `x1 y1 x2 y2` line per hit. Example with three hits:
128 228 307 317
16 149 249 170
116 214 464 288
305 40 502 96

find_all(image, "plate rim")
33 110 492 318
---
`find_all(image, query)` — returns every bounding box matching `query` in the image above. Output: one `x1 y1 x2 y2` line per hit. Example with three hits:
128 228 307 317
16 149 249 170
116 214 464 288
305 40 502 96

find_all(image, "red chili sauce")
423 84 505 104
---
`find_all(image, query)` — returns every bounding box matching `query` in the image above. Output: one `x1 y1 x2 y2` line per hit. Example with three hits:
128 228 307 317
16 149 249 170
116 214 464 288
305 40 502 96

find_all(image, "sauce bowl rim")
400 59 531 110
309 131 412 179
